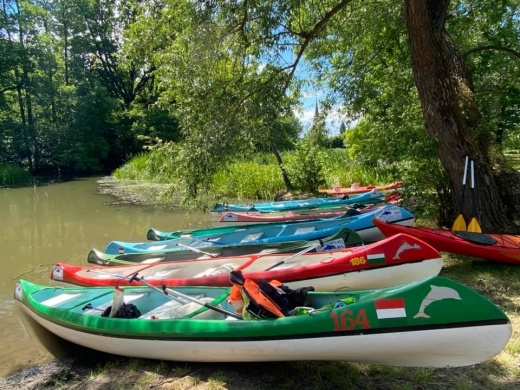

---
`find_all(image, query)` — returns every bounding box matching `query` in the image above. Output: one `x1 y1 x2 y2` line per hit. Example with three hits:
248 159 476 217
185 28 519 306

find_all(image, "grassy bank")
113 148 401 200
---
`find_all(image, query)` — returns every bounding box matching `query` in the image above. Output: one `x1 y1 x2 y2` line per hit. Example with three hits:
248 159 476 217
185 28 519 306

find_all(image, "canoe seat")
294 226 316 234
240 232 264 243
42 293 82 307
193 263 236 278
141 297 226 320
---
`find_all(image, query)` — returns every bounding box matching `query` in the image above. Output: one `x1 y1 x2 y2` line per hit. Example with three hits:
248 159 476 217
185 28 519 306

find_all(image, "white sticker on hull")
374 206 402 222
393 242 421 259
413 285 462 319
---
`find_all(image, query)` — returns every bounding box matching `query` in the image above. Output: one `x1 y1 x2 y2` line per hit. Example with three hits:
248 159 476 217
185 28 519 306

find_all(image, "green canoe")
14 276 511 367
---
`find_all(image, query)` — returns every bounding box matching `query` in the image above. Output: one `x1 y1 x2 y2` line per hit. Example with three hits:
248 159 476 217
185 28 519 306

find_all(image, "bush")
0 165 33 187
211 159 284 200
282 140 327 193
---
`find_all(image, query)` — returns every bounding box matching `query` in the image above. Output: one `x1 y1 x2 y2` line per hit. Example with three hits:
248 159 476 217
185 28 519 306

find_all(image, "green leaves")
283 140 327 193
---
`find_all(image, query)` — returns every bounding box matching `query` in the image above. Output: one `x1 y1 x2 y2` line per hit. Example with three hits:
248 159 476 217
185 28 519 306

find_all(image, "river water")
0 177 214 377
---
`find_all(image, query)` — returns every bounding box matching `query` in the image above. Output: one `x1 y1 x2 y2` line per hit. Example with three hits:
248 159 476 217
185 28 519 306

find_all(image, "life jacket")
229 270 314 319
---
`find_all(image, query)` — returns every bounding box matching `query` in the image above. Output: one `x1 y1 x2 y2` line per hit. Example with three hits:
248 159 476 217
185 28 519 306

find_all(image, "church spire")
314 99 319 119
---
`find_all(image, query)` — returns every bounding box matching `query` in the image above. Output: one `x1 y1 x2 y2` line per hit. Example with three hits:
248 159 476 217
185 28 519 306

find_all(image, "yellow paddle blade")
468 218 482 233
452 214 467 232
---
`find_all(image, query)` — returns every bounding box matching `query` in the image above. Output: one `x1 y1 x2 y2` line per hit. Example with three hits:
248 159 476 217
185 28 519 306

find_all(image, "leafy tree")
404 0 520 231
185 0 520 231
125 2 303 196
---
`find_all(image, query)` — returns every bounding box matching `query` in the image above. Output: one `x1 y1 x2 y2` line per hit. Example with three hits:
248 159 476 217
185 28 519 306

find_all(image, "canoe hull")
283 258 443 291
55 233 444 290
219 209 353 224
55 258 444 292
115 205 414 255
15 275 512 368
211 190 385 213
18 305 511 367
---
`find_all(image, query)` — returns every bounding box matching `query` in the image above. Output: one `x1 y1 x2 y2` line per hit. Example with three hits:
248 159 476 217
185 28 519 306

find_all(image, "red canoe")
373 219 520 265
319 180 403 196
51 233 443 291
219 206 374 224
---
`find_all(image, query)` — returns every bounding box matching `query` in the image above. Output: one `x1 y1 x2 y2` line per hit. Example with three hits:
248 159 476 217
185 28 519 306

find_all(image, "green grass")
210 160 284 200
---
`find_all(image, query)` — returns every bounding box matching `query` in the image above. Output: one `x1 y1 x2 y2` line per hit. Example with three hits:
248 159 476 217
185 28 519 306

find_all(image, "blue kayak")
105 205 414 255
210 189 385 213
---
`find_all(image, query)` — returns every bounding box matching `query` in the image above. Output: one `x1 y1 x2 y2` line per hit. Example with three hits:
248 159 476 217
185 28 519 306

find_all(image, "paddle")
187 240 325 274
175 243 219 258
85 268 184 303
128 273 243 319
261 242 322 272
468 159 482 233
452 156 469 231
86 268 242 319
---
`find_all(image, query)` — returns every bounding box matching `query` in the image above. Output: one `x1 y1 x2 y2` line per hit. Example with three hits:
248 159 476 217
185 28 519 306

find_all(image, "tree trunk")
404 0 520 233
270 142 294 191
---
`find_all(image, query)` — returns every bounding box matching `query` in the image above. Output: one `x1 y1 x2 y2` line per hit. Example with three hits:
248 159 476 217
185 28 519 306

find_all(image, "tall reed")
0 165 33 187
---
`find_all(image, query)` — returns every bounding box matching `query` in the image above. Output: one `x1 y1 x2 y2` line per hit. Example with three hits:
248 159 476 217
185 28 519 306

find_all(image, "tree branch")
464 45 520 61
284 0 354 90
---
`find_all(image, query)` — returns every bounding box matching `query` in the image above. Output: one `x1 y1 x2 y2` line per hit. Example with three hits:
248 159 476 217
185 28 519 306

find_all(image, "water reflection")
0 177 213 377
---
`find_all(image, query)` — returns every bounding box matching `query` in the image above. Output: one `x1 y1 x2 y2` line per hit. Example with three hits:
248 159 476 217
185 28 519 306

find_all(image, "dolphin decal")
413 285 462 319
375 206 400 221
393 242 421 260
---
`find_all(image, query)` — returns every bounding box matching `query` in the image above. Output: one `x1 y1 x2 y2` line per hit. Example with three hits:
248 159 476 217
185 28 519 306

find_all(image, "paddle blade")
452 214 467 232
468 218 482 233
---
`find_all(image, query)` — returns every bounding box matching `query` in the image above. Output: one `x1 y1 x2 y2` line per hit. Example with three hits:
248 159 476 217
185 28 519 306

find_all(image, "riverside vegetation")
2 149 520 389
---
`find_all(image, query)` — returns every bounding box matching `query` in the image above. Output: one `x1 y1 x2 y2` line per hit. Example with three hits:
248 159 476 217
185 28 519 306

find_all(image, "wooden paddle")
468 159 482 233
452 156 469 231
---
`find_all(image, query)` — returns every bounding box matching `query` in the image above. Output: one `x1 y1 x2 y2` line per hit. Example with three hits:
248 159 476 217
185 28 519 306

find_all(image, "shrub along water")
116 147 396 193
0 165 33 187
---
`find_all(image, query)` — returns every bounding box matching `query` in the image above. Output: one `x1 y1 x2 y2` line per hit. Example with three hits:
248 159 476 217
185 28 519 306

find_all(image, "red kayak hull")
51 233 443 289
319 181 402 196
219 207 374 223
373 219 520 265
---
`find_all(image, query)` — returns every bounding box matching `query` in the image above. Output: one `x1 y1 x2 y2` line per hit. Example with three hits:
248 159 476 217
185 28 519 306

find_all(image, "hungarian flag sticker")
367 253 385 264
375 298 407 319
